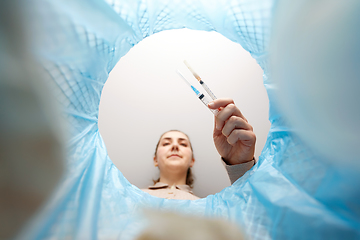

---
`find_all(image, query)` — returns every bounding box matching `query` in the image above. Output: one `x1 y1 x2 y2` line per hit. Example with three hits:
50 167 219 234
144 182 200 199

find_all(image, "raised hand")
208 98 256 165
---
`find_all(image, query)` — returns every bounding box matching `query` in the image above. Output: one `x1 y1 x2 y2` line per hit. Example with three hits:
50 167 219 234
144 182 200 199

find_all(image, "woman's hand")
208 98 256 165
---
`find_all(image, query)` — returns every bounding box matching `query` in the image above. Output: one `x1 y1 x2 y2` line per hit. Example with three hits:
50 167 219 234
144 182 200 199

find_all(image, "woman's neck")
159 173 187 186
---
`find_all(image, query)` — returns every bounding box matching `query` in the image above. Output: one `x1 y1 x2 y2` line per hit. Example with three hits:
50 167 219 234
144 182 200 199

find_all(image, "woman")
142 98 256 200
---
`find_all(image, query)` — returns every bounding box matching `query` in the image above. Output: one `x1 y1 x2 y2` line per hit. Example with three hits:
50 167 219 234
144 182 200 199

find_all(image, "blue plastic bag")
10 0 360 239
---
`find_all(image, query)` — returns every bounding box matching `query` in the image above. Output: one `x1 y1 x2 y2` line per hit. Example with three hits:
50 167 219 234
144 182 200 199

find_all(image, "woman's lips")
168 154 181 158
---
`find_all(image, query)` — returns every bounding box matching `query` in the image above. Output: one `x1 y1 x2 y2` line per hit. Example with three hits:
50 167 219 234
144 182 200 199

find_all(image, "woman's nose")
171 143 179 151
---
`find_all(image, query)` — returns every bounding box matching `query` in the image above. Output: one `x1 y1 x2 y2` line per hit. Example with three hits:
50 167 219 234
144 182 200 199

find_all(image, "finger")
227 129 256 146
222 116 253 137
215 103 247 130
208 98 234 109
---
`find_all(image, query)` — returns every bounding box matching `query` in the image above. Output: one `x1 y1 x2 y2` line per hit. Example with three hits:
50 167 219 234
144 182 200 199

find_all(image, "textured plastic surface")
16 0 360 239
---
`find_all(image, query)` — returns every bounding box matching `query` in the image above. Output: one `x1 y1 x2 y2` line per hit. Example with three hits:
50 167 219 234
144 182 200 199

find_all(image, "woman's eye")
181 143 187 147
163 143 169 146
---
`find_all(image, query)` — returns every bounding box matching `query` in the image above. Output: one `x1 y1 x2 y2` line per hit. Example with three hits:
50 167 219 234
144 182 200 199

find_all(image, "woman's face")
154 131 195 172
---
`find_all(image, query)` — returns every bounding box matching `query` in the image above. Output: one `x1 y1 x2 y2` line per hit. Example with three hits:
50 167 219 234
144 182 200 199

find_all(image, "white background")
98 29 270 198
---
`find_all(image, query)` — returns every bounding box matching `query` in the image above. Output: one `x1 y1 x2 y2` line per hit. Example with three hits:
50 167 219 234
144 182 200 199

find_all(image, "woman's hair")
153 130 195 188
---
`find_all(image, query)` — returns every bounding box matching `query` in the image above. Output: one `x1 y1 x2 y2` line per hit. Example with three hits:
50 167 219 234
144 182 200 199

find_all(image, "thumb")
213 116 222 137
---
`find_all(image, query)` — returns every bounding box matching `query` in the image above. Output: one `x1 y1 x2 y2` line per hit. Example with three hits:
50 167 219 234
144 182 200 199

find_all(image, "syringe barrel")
200 81 217 100
198 94 219 115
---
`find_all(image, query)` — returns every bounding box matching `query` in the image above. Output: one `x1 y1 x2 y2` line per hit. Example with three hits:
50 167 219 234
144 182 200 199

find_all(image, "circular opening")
99 29 270 198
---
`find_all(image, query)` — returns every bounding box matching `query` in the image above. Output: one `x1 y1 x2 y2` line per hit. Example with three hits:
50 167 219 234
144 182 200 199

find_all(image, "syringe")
176 70 219 115
184 60 217 100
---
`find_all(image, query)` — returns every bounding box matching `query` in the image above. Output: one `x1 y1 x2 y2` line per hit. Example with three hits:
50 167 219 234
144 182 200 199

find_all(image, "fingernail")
208 102 215 108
